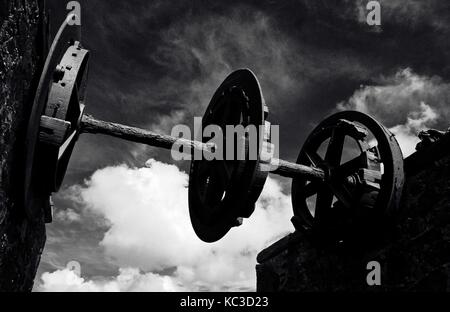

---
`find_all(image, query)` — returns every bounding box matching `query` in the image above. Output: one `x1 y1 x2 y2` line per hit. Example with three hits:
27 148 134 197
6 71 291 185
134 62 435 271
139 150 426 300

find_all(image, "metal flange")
24 15 82 220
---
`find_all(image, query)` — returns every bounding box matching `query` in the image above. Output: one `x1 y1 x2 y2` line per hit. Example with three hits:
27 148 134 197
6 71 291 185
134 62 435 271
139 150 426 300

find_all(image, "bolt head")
53 65 65 81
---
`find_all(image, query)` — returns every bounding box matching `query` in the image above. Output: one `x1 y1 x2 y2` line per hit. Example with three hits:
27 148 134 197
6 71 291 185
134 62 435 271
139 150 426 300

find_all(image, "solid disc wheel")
189 69 270 243
291 111 404 239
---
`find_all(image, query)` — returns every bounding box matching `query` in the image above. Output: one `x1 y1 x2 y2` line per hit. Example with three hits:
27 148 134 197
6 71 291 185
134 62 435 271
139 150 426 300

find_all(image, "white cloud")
37 268 184 292
37 159 293 292
338 68 450 157
54 208 81 224
389 103 438 156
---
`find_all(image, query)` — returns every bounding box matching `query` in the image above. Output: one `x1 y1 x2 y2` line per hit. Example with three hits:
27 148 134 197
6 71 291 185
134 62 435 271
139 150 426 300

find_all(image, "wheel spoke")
58 131 77 160
336 152 367 177
314 188 334 221
303 182 319 198
329 184 354 209
303 149 323 168
325 128 345 167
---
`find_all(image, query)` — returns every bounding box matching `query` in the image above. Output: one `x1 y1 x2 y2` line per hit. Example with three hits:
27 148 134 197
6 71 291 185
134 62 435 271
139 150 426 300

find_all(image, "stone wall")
0 0 47 292
257 134 450 291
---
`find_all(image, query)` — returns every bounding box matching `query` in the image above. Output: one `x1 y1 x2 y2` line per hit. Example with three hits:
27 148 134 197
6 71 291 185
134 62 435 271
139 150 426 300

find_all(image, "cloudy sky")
34 0 450 291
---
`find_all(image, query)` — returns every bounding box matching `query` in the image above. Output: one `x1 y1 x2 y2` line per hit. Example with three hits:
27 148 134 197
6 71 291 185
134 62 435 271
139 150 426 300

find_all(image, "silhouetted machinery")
24 15 404 245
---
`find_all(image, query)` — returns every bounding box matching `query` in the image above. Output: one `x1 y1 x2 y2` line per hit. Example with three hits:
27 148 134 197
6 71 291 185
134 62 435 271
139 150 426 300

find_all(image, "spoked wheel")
291 111 404 242
189 69 270 243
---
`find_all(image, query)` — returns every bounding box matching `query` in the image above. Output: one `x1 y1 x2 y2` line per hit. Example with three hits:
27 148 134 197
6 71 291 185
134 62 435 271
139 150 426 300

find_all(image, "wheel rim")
292 111 404 236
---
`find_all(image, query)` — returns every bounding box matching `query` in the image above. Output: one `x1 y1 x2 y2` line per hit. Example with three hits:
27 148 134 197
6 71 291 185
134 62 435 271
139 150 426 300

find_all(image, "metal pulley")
25 15 405 244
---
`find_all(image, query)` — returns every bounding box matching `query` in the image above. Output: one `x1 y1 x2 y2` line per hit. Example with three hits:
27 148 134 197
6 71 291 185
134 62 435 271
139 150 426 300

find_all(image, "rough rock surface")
0 0 47 292
257 134 450 291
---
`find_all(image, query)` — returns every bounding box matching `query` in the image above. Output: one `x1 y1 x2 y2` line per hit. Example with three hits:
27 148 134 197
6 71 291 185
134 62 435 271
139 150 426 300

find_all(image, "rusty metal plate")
189 69 270 243
291 111 404 241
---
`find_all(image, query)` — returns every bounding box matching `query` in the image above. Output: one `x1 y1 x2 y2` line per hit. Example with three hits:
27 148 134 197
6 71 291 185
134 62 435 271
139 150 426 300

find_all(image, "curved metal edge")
188 68 268 243
233 68 269 218
24 14 81 219
378 123 405 217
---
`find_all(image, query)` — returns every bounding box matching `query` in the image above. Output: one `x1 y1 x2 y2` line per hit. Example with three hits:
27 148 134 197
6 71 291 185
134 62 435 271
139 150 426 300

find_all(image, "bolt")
346 175 359 186
53 65 65 81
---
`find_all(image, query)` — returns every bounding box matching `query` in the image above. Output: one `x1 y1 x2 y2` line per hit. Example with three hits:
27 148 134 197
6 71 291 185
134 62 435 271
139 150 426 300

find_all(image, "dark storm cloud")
38 0 450 286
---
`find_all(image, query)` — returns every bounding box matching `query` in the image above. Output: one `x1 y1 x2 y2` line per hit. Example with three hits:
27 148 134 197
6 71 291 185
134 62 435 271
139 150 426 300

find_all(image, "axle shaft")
80 115 326 181
81 115 213 154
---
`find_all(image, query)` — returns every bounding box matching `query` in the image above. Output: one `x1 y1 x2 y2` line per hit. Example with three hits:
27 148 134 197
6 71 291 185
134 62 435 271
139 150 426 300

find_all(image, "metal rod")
81 115 213 154
80 115 326 181
270 159 325 180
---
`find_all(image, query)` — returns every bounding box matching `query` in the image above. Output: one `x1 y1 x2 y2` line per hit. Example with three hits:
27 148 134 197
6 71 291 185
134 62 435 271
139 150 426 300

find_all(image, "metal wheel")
24 15 81 219
291 111 404 239
189 69 270 243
